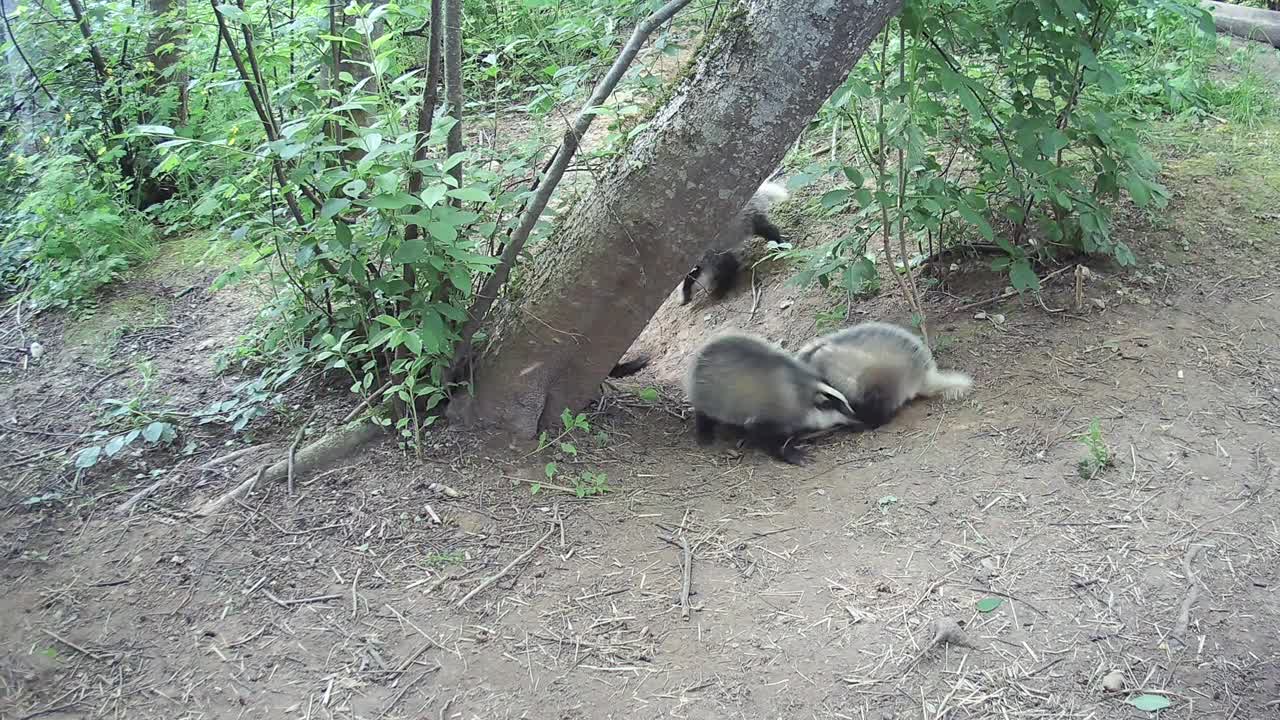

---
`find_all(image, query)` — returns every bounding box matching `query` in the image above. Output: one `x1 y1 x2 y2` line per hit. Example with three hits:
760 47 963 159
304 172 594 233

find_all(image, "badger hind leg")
693 412 718 445
921 369 973 400
680 266 702 305
750 213 784 245
704 251 742 300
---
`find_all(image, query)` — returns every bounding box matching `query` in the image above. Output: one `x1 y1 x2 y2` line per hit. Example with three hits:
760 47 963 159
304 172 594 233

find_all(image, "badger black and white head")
685 331 857 464
797 321 973 429
679 181 789 306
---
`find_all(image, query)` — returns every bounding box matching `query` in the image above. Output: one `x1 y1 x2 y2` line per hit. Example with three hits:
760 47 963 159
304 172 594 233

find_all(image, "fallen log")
1203 0 1280 49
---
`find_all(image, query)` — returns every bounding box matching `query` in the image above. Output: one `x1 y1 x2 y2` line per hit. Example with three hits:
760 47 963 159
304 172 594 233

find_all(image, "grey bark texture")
1203 0 1280 48
447 0 904 438
146 0 187 123
443 0 463 192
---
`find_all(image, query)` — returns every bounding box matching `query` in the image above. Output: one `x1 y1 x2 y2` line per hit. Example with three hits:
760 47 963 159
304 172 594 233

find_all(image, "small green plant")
424 550 464 567
1077 418 1113 478
73 362 182 470
531 409 611 498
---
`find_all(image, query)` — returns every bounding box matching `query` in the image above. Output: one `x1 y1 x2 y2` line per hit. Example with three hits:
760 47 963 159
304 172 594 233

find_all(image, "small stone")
28 341 44 361
1102 669 1125 692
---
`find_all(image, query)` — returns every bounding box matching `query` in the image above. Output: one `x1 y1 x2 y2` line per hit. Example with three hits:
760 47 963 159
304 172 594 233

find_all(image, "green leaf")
135 124 175 136
842 167 865 186
373 314 402 328
392 240 429 264
333 221 353 249
320 197 350 220
820 189 853 209
1128 694 1172 712
560 442 577 456
446 187 493 203
419 185 448 208
427 221 458 243
403 331 423 356
955 203 994 242
105 435 127 457
1009 259 1041 292
365 192 419 210
544 461 557 479
637 388 659 402
142 422 167 443
975 597 1003 613
214 4 246 23
74 446 102 469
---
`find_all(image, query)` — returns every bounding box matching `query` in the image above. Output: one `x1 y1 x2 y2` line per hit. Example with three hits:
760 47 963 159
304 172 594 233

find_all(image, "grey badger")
685 331 858 464
797 321 972 429
679 181 789 305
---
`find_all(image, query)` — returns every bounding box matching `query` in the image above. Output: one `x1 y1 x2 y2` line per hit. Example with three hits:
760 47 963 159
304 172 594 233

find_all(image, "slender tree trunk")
443 0 463 193
146 0 187 124
447 0 903 438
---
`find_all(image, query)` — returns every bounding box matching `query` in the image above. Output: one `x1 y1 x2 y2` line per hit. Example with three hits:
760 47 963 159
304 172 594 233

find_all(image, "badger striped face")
803 382 859 430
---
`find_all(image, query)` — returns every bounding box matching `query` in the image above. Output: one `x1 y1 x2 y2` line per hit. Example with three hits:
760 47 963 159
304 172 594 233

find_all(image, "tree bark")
447 0 904 439
443 0 463 194
146 0 187 124
1202 0 1280 49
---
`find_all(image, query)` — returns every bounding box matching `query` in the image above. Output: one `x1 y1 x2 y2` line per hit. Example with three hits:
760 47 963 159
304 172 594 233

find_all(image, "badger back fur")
797 322 972 429
685 331 857 464
680 181 789 305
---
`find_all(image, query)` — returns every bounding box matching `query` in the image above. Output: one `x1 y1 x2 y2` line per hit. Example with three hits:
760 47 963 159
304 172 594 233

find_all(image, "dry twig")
455 526 555 607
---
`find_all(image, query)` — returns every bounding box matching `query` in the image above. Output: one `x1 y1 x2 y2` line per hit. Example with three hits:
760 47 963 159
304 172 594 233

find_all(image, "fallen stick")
678 534 693 620
198 445 265 470
115 475 171 514
262 590 343 607
287 411 320 497
456 526 555 607
1171 544 1206 647
194 420 381 517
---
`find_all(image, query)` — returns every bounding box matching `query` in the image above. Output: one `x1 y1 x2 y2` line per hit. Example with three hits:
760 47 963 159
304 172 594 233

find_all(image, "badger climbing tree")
447 0 905 439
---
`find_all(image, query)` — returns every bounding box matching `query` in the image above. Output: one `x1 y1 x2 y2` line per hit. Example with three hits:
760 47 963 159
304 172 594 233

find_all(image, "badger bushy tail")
921 369 972 400
753 181 789 208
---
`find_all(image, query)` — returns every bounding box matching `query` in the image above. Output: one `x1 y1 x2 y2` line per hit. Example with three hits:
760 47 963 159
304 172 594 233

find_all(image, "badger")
796 321 972 429
608 356 650 378
679 181 789 306
685 331 858 465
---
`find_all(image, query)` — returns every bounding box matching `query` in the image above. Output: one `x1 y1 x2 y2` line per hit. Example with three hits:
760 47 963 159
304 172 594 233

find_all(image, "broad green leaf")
74 446 102 469
105 436 127 457
446 187 493 203
320 197 350 220
419 185 448 208
403 331 423 356
135 124 175 136
544 461 557 479
373 314 402 328
955 203 994 241
975 597 1003 613
142 422 167 443
365 192 418 210
637 388 659 402
820 189 853 210
842 167 865 186
214 4 246 23
333 221 353 249
1128 695 1171 712
427 221 458 243
392 240 429 264
1009 260 1041 292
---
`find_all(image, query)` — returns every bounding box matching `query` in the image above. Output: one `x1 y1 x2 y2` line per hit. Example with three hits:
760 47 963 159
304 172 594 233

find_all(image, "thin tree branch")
448 0 695 381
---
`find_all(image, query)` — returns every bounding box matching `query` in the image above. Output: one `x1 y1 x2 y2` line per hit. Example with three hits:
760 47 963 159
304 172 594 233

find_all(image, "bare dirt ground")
4 52 1280 720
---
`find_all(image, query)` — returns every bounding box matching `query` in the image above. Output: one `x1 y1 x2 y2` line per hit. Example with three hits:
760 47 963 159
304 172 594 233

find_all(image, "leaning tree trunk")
447 0 903 438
